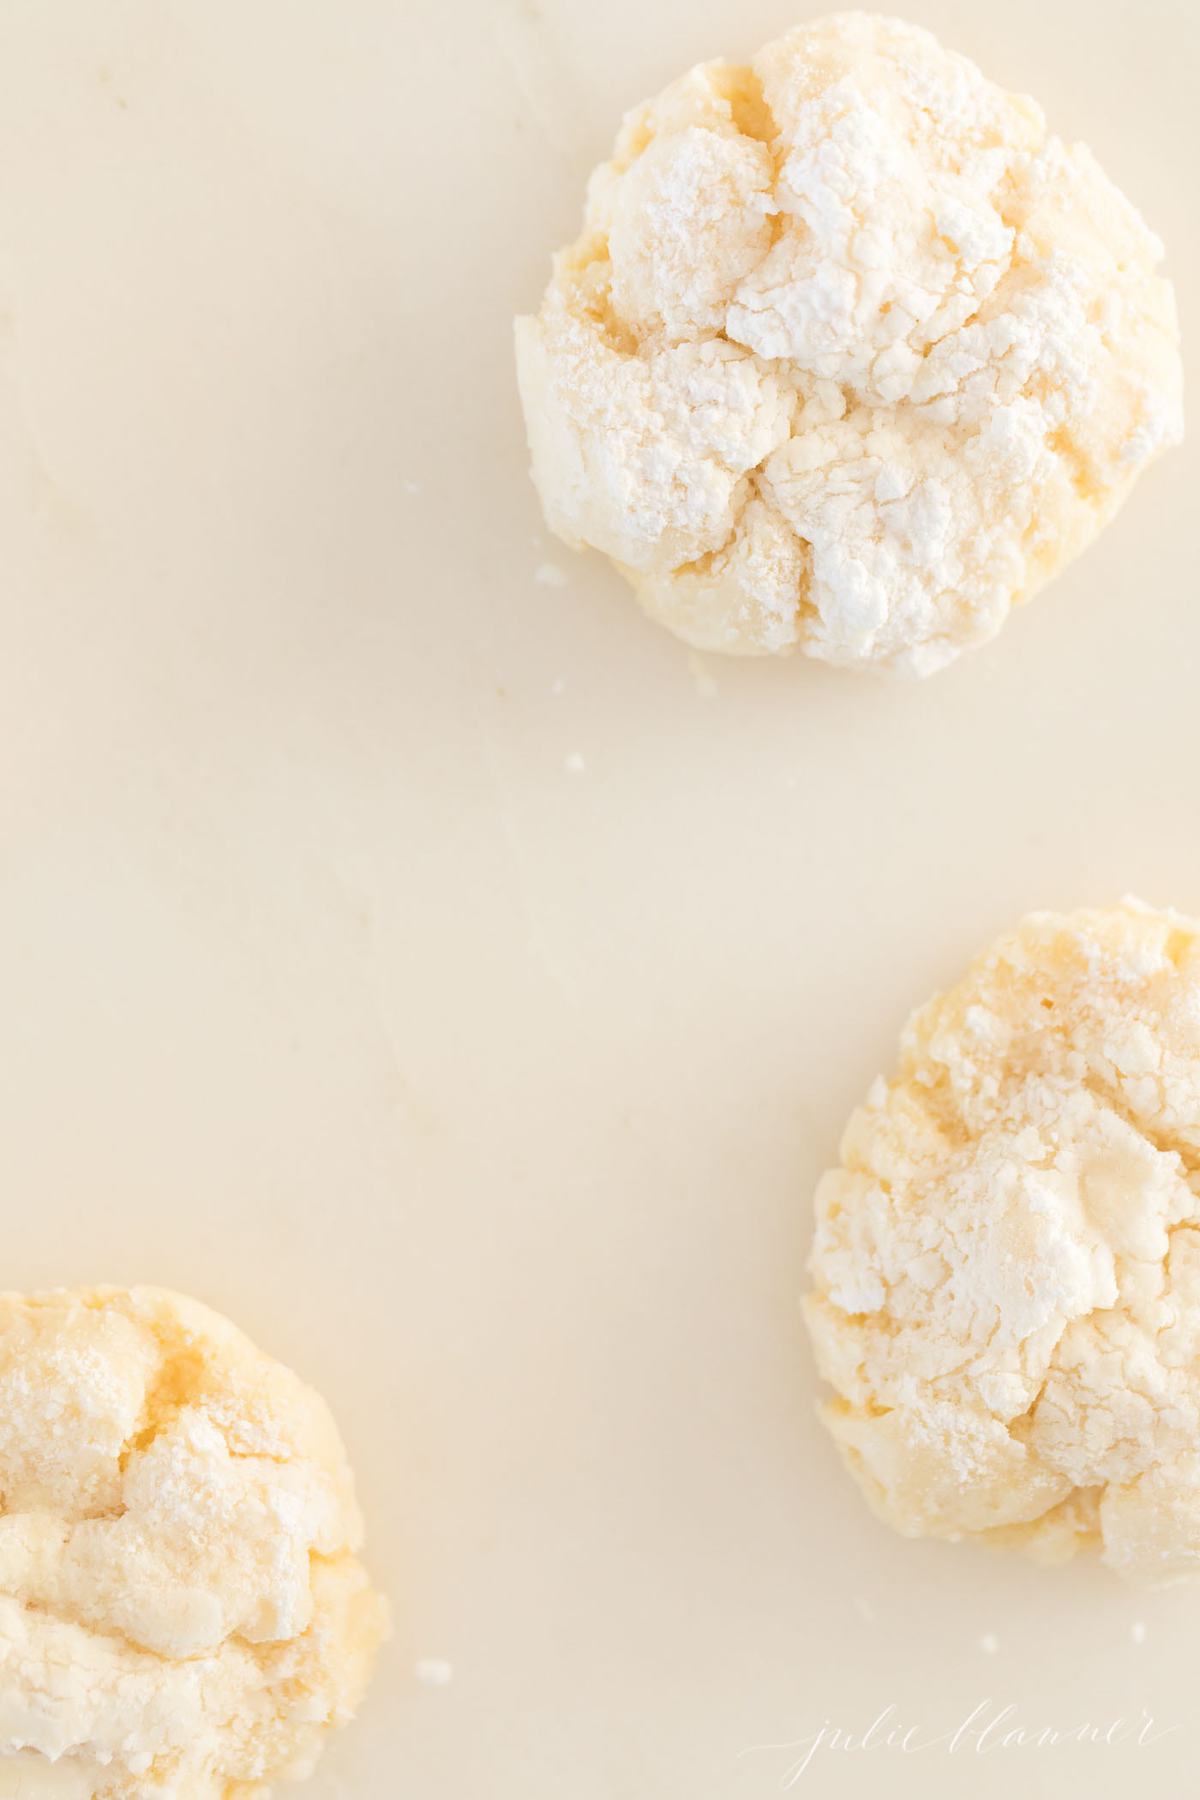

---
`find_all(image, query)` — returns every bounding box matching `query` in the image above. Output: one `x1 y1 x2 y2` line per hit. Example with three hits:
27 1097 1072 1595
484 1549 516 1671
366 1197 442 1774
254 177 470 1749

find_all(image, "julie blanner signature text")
746 1700 1180 1786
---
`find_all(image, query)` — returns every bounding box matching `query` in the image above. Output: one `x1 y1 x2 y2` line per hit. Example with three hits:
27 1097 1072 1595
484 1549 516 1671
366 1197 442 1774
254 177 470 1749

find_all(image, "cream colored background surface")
0 1 1196 1795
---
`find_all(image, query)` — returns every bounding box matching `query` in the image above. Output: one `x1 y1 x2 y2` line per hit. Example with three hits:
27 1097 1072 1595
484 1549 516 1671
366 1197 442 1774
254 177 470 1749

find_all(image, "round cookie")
515 13 1182 674
0 1286 387 1795
806 902 1200 1580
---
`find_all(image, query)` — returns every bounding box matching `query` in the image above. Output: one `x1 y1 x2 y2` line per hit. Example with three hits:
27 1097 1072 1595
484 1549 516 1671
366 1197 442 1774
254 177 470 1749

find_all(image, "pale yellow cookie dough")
806 902 1200 1581
0 1287 387 1796
515 13 1182 674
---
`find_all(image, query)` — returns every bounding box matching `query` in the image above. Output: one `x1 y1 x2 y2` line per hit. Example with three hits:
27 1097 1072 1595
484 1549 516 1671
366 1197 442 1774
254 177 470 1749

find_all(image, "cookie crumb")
687 650 718 700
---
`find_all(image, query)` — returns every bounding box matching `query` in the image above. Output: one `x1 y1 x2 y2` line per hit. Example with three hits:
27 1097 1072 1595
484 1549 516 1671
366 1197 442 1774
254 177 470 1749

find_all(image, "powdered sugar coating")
0 1288 387 1796
516 13 1182 673
807 902 1200 1580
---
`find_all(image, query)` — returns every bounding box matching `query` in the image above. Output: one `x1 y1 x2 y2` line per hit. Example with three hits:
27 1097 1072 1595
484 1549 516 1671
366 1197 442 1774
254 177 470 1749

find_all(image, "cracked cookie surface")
806 902 1200 1580
515 12 1182 674
0 1287 387 1796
